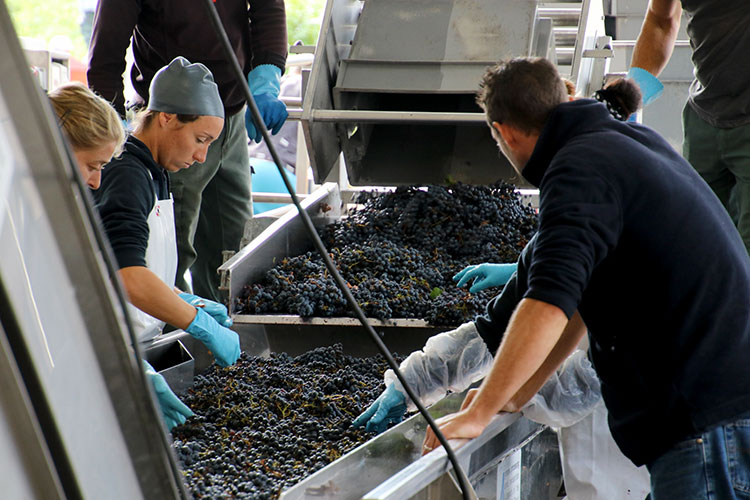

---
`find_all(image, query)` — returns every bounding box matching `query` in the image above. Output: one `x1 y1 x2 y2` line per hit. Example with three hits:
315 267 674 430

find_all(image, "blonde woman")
49 82 125 189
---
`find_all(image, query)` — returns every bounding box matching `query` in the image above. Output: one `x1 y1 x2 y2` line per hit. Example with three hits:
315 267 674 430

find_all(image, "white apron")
558 402 651 500
127 192 178 342
521 350 651 500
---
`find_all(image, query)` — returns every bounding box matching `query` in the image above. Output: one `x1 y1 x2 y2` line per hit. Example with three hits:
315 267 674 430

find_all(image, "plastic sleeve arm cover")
520 349 602 428
383 322 494 411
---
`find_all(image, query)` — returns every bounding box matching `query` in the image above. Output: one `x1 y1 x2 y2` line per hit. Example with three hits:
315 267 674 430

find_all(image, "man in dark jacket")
87 0 288 303
423 57 750 499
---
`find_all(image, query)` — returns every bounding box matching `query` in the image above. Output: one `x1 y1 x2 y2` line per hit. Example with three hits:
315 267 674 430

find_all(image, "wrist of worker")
179 305 200 332
248 64 282 97
626 66 663 106
464 390 504 426
142 359 157 376
385 371 413 407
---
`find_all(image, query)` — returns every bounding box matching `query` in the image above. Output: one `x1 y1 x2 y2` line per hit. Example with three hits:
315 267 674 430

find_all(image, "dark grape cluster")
172 345 402 499
237 182 537 325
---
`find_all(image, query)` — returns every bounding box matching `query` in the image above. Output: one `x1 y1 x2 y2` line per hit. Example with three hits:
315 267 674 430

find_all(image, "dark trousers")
170 108 252 302
683 104 750 253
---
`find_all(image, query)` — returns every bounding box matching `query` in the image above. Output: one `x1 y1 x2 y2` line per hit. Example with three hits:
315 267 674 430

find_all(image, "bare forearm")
119 266 197 330
504 311 586 412
631 0 682 76
464 298 569 424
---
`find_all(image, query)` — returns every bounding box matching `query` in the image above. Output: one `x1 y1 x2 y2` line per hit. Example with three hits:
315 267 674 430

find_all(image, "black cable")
201 2 474 499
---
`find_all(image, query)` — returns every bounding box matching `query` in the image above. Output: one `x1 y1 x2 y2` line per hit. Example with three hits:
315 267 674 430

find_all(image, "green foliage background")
7 0 88 59
7 0 326 61
286 0 326 47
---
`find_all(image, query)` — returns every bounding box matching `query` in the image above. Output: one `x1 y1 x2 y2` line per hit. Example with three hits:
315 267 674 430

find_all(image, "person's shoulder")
97 151 156 206
542 135 626 199
552 136 612 170
102 152 153 185
562 119 637 159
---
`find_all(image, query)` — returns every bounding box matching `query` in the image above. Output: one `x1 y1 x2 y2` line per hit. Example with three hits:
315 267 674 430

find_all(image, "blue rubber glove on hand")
352 383 407 434
453 263 518 293
178 292 232 327
245 64 288 143
142 360 194 430
185 308 241 367
626 67 664 106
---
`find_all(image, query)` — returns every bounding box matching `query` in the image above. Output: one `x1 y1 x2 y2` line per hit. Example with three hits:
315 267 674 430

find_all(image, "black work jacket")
87 0 287 117
93 136 170 269
501 99 750 466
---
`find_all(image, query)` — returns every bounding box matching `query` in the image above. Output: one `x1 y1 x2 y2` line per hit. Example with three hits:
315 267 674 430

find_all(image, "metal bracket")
218 249 236 295
583 48 615 58
584 35 614 97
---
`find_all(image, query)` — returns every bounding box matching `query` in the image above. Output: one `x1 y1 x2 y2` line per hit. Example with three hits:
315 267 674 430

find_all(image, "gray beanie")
147 56 224 119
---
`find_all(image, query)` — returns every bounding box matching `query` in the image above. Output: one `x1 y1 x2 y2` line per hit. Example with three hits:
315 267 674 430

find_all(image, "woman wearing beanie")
93 57 241 429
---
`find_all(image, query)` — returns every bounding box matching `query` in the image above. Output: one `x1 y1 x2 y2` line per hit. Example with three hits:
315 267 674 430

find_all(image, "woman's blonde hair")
562 78 577 97
49 82 125 157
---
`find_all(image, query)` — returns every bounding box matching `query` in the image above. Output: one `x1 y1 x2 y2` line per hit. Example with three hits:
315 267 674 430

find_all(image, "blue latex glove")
178 292 232 327
142 360 194 430
626 67 664 106
453 263 518 293
352 383 407 434
245 65 288 143
185 308 241 367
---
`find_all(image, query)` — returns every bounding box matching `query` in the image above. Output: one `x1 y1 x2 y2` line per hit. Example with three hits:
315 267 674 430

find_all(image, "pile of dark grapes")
172 345 401 499
237 182 537 326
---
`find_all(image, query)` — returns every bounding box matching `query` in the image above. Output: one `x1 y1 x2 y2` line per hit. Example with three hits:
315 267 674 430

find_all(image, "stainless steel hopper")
299 0 611 186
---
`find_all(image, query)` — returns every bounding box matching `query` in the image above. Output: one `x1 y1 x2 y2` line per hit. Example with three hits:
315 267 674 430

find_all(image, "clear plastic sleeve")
521 349 602 428
384 322 494 410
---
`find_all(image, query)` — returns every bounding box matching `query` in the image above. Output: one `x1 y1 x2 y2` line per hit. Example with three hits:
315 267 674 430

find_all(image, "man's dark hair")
476 57 568 134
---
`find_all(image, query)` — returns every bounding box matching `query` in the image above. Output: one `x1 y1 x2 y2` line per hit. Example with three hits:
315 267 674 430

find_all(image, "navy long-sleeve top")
474 234 536 354
93 136 170 269
502 98 750 466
